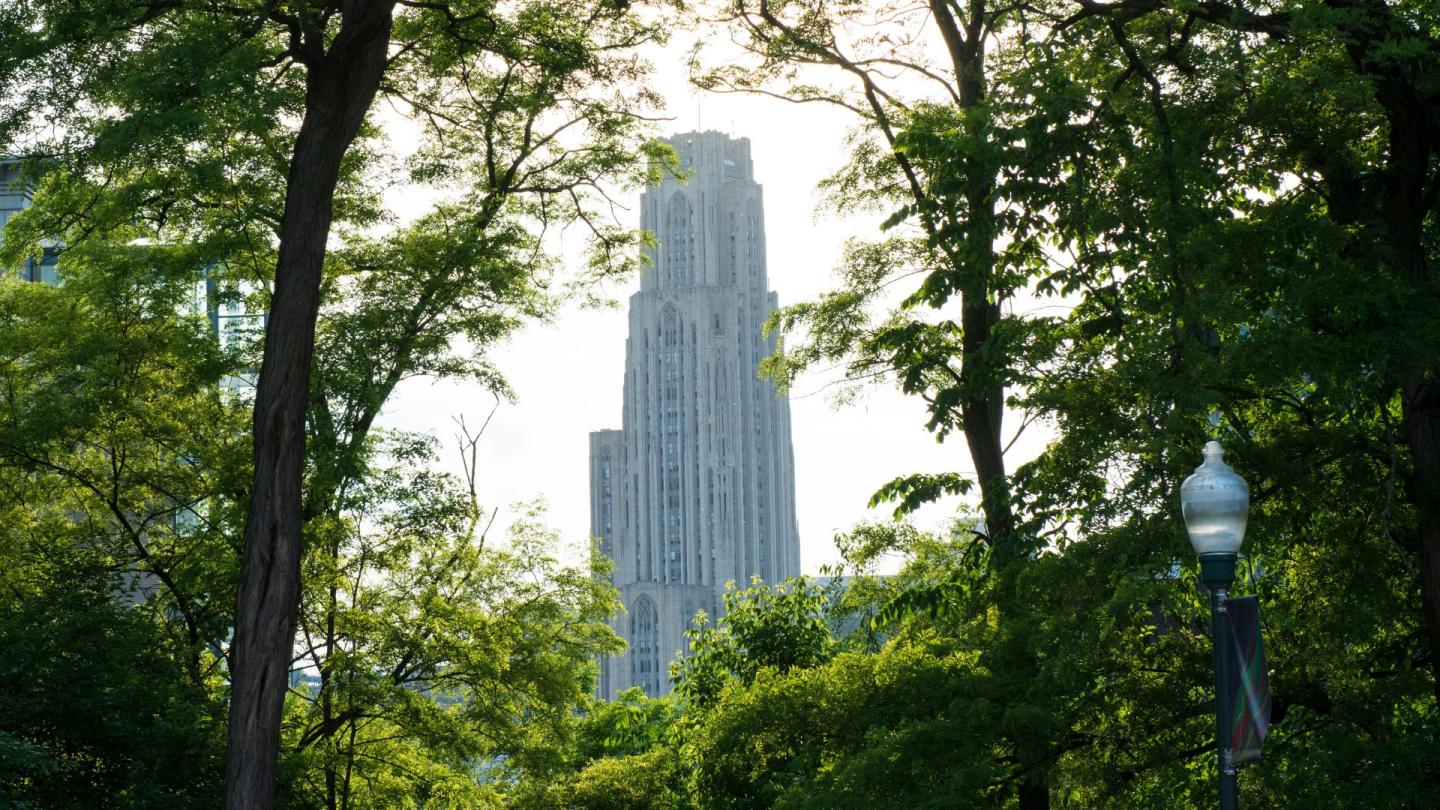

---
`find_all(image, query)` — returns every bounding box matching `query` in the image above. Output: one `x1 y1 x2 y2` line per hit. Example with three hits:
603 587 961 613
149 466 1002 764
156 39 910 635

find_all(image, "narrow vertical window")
629 595 661 696
666 192 695 286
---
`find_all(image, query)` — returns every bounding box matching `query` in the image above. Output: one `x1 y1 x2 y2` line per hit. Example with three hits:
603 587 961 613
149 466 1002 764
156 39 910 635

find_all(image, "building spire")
589 131 799 698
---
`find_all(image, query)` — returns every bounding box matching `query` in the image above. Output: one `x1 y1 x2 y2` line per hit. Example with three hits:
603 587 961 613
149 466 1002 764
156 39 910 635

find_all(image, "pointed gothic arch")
665 192 695 286
629 594 661 695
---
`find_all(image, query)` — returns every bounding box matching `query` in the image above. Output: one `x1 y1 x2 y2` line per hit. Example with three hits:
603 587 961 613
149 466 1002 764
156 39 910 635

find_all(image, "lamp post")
1180 441 1249 810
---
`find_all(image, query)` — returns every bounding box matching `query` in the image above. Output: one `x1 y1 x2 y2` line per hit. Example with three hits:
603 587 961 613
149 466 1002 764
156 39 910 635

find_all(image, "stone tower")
589 131 801 698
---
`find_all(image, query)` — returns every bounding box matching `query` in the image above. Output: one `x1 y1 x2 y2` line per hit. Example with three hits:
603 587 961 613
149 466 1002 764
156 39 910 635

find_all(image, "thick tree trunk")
1328 0 1440 703
1373 70 1440 705
224 4 395 809
1017 775 1049 810
942 5 1044 806
1387 123 1440 703
1403 379 1440 703
962 289 1010 546
936 2 1043 805
927 0 1014 555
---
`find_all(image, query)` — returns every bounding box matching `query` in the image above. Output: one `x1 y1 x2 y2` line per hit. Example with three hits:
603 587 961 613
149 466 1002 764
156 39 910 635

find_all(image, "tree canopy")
1 0 675 805
2 0 1438 807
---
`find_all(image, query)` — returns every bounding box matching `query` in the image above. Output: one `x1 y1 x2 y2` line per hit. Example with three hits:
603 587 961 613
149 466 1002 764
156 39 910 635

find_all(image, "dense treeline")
618 1 1438 807
0 0 668 806
1 0 1438 808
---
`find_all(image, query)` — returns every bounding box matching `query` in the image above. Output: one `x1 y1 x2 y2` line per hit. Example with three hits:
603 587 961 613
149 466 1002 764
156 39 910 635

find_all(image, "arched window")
661 306 681 348
629 595 661 696
666 193 695 286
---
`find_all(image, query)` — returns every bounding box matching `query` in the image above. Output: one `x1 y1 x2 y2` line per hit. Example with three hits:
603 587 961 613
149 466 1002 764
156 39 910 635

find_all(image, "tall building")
0 159 27 231
1 159 58 283
1 157 263 356
590 131 801 698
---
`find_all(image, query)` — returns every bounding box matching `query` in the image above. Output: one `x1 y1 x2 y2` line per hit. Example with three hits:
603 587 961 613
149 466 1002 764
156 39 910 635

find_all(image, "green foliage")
287 466 624 808
868 472 973 519
559 512 1438 809
0 562 226 808
576 688 684 760
507 689 685 809
672 578 835 710
0 245 244 806
565 748 684 810
2 0 1439 807
687 645 1004 810
0 241 634 808
683 2 1440 806
1 0 680 805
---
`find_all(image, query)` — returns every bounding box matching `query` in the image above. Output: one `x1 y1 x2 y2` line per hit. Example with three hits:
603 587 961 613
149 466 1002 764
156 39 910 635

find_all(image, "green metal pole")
1202 554 1238 810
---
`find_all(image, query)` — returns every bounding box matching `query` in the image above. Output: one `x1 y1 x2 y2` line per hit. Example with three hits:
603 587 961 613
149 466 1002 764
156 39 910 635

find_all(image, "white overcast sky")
380 29 1047 573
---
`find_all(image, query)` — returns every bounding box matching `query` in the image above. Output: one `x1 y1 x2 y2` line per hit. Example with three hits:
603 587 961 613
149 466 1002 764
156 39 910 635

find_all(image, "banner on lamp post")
1224 595 1270 764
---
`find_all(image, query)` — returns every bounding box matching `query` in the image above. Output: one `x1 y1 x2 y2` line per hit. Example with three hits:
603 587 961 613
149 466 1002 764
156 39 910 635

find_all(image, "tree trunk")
224 4 395 808
1017 774 1049 810
925 0 1014 555
1372 53 1440 705
1327 0 1440 703
935 2 1043 805
1403 379 1440 703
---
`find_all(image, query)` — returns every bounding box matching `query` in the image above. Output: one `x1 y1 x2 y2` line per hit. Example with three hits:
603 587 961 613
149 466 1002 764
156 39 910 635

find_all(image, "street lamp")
1180 440 1248 810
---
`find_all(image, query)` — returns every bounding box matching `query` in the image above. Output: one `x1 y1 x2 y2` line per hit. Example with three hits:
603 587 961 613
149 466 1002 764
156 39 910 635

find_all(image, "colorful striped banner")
1225 595 1270 763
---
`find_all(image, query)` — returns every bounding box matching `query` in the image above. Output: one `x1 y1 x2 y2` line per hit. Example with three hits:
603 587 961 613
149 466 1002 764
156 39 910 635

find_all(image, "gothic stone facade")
590 131 801 698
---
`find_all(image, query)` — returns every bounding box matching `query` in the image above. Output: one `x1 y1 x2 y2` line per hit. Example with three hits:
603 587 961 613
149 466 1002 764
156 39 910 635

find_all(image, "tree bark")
1017 774 1050 810
1341 0 1440 703
1403 380 1440 703
936 4 1041 806
224 3 396 808
926 0 1014 555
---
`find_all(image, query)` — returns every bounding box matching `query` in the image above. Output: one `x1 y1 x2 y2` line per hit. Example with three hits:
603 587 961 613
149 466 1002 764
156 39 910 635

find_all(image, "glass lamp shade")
1180 441 1249 557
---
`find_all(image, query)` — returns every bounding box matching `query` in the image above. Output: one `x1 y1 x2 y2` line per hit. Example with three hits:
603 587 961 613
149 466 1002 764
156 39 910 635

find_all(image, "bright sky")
381 30 1041 573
